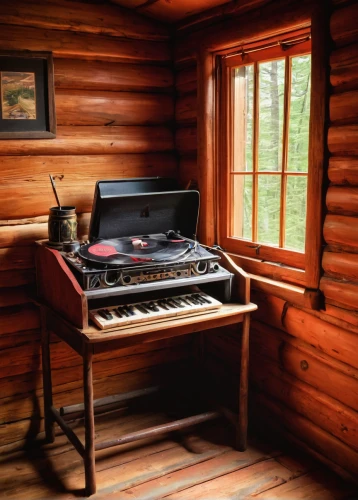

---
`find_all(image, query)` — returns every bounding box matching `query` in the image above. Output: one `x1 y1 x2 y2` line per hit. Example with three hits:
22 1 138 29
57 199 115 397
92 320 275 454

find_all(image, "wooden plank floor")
0 408 357 500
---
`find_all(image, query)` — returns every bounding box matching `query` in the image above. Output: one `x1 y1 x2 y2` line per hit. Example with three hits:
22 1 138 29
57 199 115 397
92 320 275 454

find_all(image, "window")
218 30 312 271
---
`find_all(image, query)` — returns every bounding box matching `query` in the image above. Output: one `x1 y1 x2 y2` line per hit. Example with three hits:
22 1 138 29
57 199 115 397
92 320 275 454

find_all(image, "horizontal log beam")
326 186 358 215
175 66 197 95
251 291 358 366
55 90 174 126
328 157 358 185
320 276 358 310
0 0 169 41
54 58 173 92
176 93 197 125
330 90 358 124
0 25 170 63
250 321 358 411
330 42 358 92
0 270 35 288
0 304 40 336
251 353 358 451
251 391 358 478
330 2 358 47
322 250 358 281
328 125 358 155
0 126 174 157
0 286 34 308
323 214 358 248
0 154 176 219
176 127 197 154
0 247 35 272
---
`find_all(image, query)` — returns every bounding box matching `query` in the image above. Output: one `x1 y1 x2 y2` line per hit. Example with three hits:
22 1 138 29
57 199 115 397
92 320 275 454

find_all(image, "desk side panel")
36 244 88 328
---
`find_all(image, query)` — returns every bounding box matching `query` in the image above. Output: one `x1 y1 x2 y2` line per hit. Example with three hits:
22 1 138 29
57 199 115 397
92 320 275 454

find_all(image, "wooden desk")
41 303 256 496
36 243 257 496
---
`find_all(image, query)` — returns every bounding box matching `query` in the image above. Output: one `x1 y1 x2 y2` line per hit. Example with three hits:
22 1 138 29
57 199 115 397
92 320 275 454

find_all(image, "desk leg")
237 313 250 451
83 344 96 496
41 309 55 443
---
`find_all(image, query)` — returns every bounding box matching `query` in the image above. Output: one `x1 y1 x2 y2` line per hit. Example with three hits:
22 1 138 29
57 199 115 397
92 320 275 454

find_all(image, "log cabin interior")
0 0 358 498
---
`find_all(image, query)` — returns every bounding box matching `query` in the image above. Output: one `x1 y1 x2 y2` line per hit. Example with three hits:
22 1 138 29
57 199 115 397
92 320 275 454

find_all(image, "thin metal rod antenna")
49 174 61 208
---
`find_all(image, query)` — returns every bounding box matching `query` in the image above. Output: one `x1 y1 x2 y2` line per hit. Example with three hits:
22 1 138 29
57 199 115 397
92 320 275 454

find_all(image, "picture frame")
0 51 56 139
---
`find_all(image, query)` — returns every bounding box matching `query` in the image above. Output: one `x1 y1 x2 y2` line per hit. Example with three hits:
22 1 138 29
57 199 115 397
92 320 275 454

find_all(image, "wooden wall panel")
174 0 358 482
0 0 177 449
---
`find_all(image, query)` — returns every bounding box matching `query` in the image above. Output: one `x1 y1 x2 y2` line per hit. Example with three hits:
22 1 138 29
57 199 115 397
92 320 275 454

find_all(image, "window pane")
258 59 285 172
285 176 307 251
233 65 254 172
257 175 281 245
232 175 252 239
287 55 311 172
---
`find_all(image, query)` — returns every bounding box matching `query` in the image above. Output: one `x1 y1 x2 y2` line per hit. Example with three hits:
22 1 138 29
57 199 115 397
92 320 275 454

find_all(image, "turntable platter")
78 237 192 266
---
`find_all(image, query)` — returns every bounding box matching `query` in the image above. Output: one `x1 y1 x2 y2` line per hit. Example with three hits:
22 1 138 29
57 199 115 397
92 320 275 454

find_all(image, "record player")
60 177 233 302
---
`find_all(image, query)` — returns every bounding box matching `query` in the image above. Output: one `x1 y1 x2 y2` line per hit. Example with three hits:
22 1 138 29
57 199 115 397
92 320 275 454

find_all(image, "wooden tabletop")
80 303 257 343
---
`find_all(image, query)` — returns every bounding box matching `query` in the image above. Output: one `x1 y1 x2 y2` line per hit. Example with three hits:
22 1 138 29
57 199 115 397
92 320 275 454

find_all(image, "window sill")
226 252 321 310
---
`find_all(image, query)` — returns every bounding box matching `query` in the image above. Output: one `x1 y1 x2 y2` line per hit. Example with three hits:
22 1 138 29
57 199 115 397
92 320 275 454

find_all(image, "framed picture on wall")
0 51 56 139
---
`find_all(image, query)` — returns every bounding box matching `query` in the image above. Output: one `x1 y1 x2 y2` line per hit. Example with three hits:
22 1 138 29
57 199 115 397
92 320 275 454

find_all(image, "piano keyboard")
89 292 222 330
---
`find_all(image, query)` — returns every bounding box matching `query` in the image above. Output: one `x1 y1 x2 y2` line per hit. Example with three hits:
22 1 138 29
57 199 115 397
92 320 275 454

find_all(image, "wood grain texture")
330 2 358 47
305 0 329 289
0 0 169 40
328 125 358 155
0 25 170 63
55 90 174 126
252 292 358 369
176 127 197 155
328 157 358 185
0 154 176 219
326 186 358 215
251 392 358 479
0 126 174 157
175 0 312 61
323 214 358 248
322 251 358 281
330 90 358 124
54 58 174 92
251 353 358 451
251 321 358 412
175 93 197 124
330 43 358 92
320 276 358 310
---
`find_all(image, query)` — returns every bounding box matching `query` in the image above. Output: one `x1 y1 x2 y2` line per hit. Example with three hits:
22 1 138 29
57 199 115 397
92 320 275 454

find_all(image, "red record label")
88 244 119 257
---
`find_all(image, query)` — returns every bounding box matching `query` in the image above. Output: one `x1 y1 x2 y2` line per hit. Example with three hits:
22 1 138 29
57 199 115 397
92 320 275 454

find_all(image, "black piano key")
125 305 136 316
147 302 160 312
192 294 206 305
119 307 130 317
170 298 184 308
115 308 123 318
98 309 113 321
178 296 191 306
198 294 211 304
165 299 177 309
185 295 199 305
136 304 149 314
157 300 169 311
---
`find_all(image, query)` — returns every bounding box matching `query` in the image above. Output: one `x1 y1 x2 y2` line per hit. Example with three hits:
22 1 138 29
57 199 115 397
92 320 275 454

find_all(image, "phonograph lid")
88 178 200 242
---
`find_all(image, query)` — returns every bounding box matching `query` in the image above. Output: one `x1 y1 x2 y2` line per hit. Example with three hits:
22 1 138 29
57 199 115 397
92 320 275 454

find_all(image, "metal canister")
48 206 77 249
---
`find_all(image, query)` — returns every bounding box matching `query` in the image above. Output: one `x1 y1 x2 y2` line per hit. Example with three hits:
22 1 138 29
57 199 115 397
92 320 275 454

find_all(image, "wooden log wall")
175 0 358 483
0 0 185 450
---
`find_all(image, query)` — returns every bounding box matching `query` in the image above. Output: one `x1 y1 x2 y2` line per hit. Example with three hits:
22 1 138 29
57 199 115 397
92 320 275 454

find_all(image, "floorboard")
0 408 356 500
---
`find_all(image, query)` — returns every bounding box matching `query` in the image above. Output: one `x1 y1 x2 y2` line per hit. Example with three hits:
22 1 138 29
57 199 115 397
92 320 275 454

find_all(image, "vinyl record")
78 237 191 266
